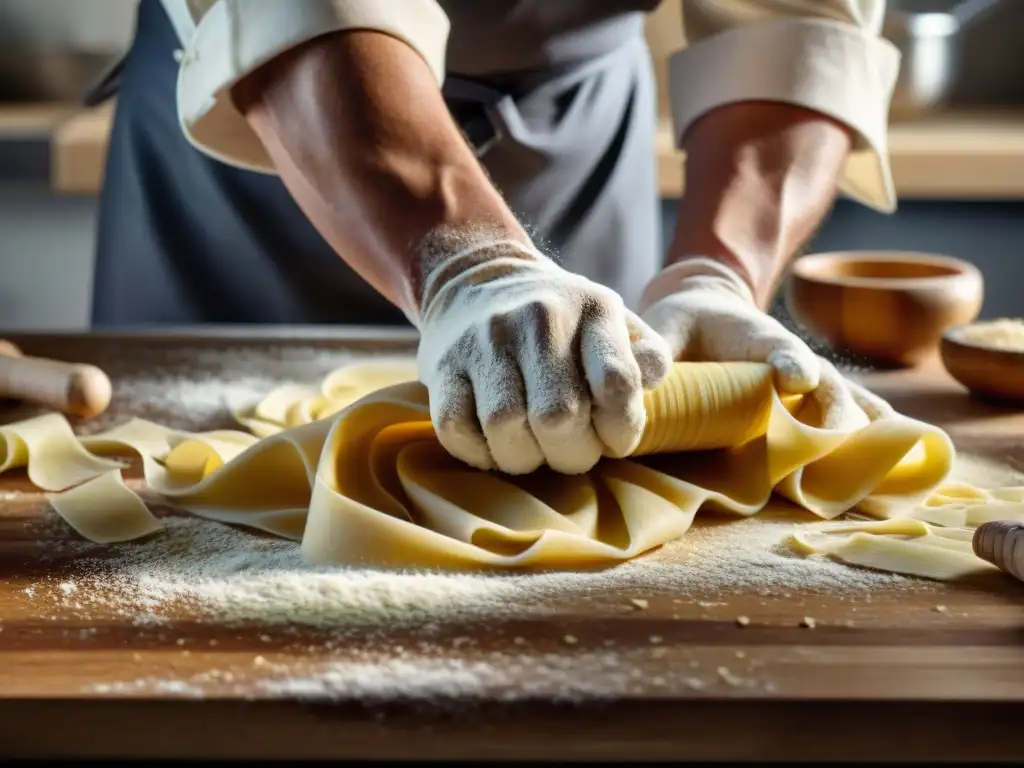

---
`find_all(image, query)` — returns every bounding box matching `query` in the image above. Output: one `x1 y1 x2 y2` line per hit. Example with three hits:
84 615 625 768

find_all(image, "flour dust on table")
27 504 927 633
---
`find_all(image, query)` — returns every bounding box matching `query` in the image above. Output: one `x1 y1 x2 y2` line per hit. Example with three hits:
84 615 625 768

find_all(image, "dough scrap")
0 413 124 491
47 469 163 544
7 358 1007 576
789 487 1024 580
232 359 419 438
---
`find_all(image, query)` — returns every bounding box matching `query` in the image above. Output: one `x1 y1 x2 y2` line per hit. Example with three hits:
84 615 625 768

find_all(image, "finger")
765 339 821 394
846 378 896 422
706 315 821 394
470 345 545 475
811 360 871 431
624 309 672 390
663 298 820 394
431 371 495 471
638 297 699 363
517 299 604 475
581 304 647 458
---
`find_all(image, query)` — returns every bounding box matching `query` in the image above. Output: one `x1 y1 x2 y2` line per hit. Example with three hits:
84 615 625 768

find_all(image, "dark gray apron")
90 0 661 326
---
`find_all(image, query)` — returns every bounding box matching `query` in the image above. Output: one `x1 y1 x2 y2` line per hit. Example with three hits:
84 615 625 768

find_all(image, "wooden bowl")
784 251 984 367
940 321 1024 405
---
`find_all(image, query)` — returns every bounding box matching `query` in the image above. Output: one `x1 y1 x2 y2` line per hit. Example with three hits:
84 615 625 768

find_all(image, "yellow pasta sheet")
1 359 993 574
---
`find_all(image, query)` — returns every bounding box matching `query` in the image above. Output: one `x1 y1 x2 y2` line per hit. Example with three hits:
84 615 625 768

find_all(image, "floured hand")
410 237 672 475
639 257 895 431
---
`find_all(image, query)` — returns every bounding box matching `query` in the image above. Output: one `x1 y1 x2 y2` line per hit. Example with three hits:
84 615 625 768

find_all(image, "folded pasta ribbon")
0 359 973 571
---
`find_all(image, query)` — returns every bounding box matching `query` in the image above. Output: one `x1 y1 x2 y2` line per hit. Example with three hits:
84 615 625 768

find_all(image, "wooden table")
1 329 1023 761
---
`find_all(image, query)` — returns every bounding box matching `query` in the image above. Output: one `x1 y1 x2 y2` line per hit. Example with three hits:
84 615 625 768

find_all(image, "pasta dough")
790 484 1024 580
3 357 1006 576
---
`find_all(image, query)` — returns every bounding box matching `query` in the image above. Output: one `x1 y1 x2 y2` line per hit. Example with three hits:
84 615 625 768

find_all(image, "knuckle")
507 298 557 344
440 331 479 365
582 288 621 317
596 362 641 399
433 391 473 437
480 403 525 433
434 407 467 439
521 297 556 323
632 337 671 369
486 314 511 347
530 397 583 430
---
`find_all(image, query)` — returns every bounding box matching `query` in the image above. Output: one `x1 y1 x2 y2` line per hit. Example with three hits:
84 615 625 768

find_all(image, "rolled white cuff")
668 18 901 213
176 0 451 173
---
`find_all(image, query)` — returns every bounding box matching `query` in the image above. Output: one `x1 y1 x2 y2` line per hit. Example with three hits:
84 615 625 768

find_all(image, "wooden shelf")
0 103 77 140
49 101 114 195
28 100 1024 201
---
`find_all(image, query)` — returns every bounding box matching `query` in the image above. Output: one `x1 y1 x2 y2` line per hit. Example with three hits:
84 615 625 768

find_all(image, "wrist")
666 229 770 305
639 256 755 313
666 243 788 312
412 231 547 325
350 152 529 303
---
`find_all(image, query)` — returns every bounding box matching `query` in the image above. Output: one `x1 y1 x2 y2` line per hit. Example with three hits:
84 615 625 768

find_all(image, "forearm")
232 30 526 315
668 101 853 310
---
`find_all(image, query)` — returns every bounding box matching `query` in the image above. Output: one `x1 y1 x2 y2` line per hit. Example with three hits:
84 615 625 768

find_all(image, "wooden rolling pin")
0 339 23 359
973 520 1024 582
0 340 112 419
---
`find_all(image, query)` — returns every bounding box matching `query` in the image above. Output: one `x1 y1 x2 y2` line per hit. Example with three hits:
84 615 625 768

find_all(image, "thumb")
637 299 698 364
624 309 673 390
765 339 821 395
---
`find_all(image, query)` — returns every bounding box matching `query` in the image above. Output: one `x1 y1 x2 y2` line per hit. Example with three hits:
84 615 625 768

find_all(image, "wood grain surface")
0 329 1022 761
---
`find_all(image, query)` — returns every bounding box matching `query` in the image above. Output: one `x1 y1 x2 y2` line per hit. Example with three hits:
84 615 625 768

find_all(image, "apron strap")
442 77 512 159
82 54 127 107
84 0 195 107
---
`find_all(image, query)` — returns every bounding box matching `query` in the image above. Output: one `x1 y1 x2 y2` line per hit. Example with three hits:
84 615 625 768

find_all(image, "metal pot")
885 0 1005 120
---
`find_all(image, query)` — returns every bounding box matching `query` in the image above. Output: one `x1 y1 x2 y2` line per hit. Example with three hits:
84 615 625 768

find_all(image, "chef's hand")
639 257 895 430
412 238 672 475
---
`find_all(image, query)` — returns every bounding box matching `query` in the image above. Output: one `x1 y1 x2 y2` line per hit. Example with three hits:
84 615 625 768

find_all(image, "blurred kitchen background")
0 0 1022 329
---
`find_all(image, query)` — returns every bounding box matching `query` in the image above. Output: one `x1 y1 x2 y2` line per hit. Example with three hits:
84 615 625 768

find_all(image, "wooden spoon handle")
0 354 112 418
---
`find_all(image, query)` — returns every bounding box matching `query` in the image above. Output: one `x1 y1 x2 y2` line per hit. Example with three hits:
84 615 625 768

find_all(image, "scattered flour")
88 678 206 698
76 344 398 435
81 647 749 703
949 451 1024 488
252 649 684 702
43 504 922 634
116 374 276 421
257 657 503 701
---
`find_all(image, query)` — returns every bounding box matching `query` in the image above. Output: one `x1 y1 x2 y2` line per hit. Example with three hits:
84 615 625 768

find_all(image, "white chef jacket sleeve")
159 0 451 173
672 0 901 213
